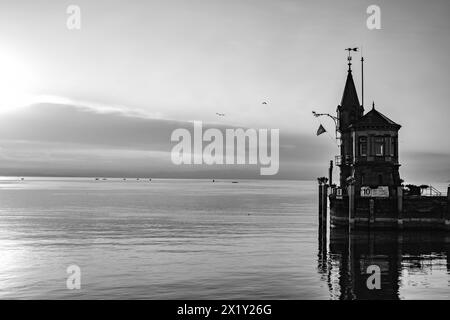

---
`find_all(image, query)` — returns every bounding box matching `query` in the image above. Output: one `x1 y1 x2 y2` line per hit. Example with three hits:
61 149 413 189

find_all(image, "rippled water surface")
0 178 448 299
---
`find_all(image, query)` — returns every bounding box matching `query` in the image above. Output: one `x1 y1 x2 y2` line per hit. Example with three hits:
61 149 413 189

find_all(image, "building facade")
325 55 449 230
336 63 401 196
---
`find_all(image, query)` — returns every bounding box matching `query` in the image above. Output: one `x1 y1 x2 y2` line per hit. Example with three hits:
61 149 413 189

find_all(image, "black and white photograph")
0 0 449 308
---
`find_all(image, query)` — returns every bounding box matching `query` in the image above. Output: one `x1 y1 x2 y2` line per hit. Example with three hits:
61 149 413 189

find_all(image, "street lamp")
312 110 339 141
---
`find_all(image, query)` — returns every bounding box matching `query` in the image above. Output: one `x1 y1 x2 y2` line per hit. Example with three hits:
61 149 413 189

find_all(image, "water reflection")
318 226 450 299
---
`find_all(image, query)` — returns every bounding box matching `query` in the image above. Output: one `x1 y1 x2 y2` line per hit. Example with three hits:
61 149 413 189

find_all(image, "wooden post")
318 181 328 274
322 184 328 235
329 161 333 186
446 185 450 229
348 184 355 228
318 181 323 227
397 186 403 229
369 199 375 227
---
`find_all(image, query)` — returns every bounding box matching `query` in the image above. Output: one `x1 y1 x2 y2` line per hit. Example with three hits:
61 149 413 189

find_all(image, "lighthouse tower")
336 54 402 194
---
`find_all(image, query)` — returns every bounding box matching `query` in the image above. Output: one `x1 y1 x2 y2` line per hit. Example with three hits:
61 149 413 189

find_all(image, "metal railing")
336 155 399 165
421 185 442 197
335 155 352 166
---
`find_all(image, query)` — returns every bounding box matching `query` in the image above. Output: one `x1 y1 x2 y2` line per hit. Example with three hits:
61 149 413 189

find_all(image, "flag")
316 124 326 136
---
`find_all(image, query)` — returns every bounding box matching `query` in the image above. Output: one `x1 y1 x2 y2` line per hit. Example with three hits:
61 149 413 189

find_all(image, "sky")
0 0 449 182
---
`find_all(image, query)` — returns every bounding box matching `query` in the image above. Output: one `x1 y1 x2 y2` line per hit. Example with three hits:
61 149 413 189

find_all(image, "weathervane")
345 47 358 71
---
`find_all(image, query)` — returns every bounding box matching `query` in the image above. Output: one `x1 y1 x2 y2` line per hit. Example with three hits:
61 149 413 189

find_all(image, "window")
391 137 397 157
337 110 340 129
361 173 365 186
359 137 367 156
374 137 384 156
378 174 383 185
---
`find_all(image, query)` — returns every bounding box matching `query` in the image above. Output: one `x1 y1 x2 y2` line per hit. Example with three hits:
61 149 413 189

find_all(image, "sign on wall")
360 186 389 198
336 188 343 199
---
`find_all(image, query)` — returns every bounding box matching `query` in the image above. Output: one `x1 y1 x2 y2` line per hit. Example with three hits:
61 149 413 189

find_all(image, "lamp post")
312 110 339 143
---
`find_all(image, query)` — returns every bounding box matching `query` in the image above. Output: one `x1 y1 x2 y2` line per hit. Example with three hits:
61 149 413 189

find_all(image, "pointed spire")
340 69 360 108
340 48 361 109
372 101 375 110
337 49 365 132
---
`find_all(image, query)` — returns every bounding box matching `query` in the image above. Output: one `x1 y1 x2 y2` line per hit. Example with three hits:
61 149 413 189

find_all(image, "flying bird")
262 101 268 105
216 113 225 117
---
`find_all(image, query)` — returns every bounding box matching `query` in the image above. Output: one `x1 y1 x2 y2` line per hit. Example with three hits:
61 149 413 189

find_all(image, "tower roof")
340 70 361 109
350 107 401 130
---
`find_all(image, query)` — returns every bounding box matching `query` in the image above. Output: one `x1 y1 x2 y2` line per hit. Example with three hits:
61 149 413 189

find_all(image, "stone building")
323 53 449 230
336 61 401 195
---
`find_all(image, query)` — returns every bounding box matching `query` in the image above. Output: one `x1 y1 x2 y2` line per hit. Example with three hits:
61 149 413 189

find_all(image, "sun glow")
0 48 35 112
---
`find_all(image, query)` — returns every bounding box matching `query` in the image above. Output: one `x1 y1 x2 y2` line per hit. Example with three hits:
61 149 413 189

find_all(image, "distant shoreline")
0 176 315 182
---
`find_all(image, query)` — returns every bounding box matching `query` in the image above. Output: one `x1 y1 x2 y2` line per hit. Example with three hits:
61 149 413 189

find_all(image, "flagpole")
361 47 364 109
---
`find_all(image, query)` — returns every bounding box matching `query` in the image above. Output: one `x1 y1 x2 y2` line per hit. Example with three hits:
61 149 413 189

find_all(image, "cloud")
25 95 166 120
1 99 446 182
0 100 332 179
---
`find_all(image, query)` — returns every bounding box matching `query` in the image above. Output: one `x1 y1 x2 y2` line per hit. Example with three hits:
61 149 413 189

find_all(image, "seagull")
216 113 225 117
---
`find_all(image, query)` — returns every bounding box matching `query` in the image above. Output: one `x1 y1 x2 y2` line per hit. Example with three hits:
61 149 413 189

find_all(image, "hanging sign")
360 186 389 198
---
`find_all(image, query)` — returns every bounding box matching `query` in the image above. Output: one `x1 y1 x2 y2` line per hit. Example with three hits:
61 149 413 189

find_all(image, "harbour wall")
328 187 450 230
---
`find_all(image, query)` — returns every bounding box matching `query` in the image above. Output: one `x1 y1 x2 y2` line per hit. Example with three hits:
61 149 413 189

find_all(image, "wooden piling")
318 181 323 226
348 184 355 228
397 186 403 229
446 185 450 229
317 182 328 273
369 199 375 227
328 161 333 186
321 184 328 235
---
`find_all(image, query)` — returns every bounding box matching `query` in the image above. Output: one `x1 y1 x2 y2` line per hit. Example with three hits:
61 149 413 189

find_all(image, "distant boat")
123 178 127 181
232 181 239 184
102 178 107 181
95 178 99 181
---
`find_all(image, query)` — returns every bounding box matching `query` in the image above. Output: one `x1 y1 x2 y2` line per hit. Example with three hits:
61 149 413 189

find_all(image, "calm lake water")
0 178 448 299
